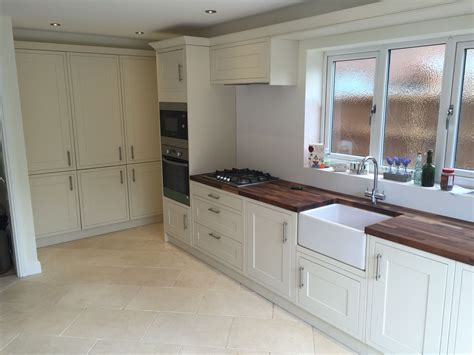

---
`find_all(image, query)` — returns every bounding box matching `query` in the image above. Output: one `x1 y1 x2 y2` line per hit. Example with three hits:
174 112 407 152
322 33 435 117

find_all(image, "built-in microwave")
160 102 188 145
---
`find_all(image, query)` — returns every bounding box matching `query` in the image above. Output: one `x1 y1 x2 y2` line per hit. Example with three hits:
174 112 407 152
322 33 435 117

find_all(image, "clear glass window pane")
455 48 474 170
383 44 446 166
331 57 376 156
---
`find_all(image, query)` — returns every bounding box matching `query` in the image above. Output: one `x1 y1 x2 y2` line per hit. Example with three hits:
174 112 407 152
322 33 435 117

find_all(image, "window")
323 35 474 181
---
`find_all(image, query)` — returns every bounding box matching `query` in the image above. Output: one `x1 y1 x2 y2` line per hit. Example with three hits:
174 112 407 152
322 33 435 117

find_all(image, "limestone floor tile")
272 305 302 323
96 233 150 250
0 281 67 305
126 286 205 313
211 274 242 292
110 267 182 287
119 250 189 268
143 312 233 348
63 308 156 341
51 236 101 250
198 289 273 319
138 223 165 239
313 329 356 355
56 283 140 309
0 334 96 354
27 265 124 285
0 332 18 351
173 268 221 288
89 340 180 354
227 317 315 353
0 303 82 336
180 345 269 354
0 275 17 293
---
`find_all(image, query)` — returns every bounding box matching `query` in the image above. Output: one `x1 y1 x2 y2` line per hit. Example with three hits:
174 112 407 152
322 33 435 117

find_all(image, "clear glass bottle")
414 152 423 186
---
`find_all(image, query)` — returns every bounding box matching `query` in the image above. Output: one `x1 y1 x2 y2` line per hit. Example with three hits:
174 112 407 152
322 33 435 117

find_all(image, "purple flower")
386 157 393 165
401 158 411 167
393 156 401 166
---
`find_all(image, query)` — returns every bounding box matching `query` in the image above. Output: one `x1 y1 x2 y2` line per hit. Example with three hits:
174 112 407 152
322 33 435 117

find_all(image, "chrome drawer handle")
375 254 382 281
208 193 220 200
69 176 73 191
208 207 220 214
67 150 72 166
209 232 221 240
282 222 288 243
299 266 304 288
183 215 188 230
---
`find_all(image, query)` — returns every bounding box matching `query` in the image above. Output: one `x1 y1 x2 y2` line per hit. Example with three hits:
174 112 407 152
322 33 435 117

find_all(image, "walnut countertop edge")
190 174 474 265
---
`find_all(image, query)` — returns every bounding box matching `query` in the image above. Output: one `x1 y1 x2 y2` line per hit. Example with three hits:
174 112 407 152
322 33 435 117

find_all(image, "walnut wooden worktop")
190 174 474 265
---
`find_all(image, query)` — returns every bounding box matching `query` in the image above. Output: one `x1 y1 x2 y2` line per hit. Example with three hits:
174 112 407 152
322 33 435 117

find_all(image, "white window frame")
321 35 474 182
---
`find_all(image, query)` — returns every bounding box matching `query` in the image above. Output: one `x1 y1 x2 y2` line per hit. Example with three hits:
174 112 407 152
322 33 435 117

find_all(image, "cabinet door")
158 49 186 102
78 166 129 229
245 201 295 297
298 256 364 338
29 172 80 237
367 240 452 354
16 50 75 173
448 263 473 355
120 56 161 163
128 162 163 219
163 198 191 244
69 53 125 168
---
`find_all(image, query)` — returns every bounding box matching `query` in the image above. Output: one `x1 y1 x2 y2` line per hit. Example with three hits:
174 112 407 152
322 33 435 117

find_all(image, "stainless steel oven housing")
162 145 189 206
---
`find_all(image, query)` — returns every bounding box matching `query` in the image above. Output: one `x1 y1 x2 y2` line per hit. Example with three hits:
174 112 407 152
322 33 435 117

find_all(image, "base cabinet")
245 201 296 298
78 166 129 229
367 238 454 354
128 162 163 219
29 172 81 237
448 263 473 355
297 254 365 339
163 198 191 244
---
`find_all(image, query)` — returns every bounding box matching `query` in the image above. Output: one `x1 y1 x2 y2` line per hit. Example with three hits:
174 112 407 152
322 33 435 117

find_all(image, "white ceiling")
0 0 310 40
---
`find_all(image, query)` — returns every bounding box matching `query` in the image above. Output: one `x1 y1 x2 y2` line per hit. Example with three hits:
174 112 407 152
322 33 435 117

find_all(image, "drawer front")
193 197 243 242
298 256 363 337
163 198 191 245
193 222 243 270
192 182 243 212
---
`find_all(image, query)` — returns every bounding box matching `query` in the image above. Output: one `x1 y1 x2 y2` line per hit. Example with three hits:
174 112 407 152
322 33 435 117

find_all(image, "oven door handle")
162 157 188 167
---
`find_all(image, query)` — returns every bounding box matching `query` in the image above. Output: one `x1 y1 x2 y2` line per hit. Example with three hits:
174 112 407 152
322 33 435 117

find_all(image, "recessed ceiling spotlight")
50 22 61 27
135 31 145 35
205 9 217 14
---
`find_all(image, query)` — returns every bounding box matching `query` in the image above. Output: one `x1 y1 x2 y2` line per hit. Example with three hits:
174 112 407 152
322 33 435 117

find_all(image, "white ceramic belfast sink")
298 204 393 270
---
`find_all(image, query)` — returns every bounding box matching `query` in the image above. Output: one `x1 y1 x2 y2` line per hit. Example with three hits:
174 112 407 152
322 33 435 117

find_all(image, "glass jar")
440 168 455 191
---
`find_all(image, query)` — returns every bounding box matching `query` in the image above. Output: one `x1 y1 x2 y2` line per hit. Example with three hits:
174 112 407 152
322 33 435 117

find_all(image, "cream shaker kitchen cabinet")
78 166 129 229
128 162 163 219
16 50 75 174
69 53 125 168
245 200 296 298
29 172 80 238
120 56 161 163
157 49 186 102
366 237 454 354
448 262 473 355
163 197 191 245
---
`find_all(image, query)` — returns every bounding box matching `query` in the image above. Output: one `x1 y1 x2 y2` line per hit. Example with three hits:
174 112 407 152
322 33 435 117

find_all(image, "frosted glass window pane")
383 45 446 166
331 58 376 156
455 48 474 170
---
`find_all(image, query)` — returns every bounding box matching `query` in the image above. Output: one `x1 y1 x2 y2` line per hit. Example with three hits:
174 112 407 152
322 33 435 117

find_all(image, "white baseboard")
166 235 381 355
36 215 163 248
17 259 42 277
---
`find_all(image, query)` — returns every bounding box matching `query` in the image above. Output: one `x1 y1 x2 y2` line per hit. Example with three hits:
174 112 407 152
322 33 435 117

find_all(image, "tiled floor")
0 223 356 354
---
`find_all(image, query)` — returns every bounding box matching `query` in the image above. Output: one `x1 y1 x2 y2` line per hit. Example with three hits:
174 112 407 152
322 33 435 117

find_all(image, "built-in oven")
160 102 188 147
162 145 189 206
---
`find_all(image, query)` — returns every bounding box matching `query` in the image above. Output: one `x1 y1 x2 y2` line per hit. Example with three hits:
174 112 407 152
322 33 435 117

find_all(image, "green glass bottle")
422 150 436 187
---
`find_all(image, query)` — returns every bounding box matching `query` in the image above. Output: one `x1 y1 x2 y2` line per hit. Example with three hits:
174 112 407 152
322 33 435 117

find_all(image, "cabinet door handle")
209 232 221 240
120 170 124 184
132 168 136 182
67 150 72 166
299 266 304 288
183 214 188 230
208 207 220 214
178 64 183 82
375 254 382 281
69 176 73 191
119 147 123 161
282 222 288 243
208 193 220 200
131 145 135 160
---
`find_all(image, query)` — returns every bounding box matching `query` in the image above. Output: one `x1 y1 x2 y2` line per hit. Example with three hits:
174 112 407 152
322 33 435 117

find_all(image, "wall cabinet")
15 50 75 174
128 162 163 219
29 172 80 237
245 201 296 298
69 53 125 168
78 166 129 229
448 262 473 354
163 197 191 244
120 56 161 163
157 49 186 102
297 254 365 339
366 238 454 354
210 37 298 85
